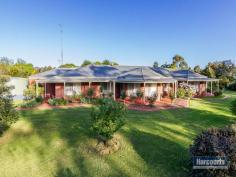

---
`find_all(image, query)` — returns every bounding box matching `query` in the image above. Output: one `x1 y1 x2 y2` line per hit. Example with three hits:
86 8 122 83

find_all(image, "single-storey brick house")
29 65 219 102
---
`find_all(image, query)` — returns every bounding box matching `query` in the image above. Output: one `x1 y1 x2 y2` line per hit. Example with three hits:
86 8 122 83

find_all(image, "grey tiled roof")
30 65 216 82
116 67 175 82
171 70 206 80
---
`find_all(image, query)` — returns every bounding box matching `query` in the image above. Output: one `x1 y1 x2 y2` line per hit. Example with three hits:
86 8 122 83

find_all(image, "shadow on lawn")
17 103 236 177
56 168 77 177
20 107 92 177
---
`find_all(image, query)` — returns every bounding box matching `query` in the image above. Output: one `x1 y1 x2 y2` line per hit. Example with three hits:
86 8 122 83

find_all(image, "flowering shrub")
147 94 157 106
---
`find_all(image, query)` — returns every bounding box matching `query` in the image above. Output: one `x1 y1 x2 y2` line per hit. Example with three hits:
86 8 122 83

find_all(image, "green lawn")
1 91 236 177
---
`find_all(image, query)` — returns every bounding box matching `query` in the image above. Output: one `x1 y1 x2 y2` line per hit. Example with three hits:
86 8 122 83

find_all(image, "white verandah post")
210 81 213 94
175 81 177 98
44 82 46 98
109 82 112 92
143 82 146 101
173 82 176 98
64 82 66 98
113 81 116 100
36 81 38 97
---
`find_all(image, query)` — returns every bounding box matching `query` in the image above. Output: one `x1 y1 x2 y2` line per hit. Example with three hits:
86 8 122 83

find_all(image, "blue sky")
0 0 235 67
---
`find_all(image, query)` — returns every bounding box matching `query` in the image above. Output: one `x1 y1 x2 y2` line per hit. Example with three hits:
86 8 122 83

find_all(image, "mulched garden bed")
16 102 92 110
127 103 182 112
17 102 182 112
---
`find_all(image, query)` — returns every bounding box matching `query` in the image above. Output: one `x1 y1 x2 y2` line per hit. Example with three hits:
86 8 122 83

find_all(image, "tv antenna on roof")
58 24 64 65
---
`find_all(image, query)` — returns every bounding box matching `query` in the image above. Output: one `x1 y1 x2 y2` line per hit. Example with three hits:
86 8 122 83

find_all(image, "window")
65 83 81 96
100 82 109 92
145 83 157 97
189 82 199 92
127 83 140 96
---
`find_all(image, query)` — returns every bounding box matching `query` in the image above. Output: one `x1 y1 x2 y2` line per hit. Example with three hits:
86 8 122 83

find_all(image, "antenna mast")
59 24 63 65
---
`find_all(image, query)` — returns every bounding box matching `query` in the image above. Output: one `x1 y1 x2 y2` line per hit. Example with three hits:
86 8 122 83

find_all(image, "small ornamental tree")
90 98 126 143
23 84 36 100
120 90 126 100
176 88 186 98
147 94 157 106
0 76 18 135
136 89 144 99
87 88 94 102
189 125 236 177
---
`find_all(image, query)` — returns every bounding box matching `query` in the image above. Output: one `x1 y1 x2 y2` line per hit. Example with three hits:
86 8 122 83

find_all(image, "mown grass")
0 91 236 177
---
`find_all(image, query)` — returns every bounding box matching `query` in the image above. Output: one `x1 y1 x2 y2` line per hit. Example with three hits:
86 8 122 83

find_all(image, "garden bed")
172 98 190 107
128 102 182 112
16 102 92 110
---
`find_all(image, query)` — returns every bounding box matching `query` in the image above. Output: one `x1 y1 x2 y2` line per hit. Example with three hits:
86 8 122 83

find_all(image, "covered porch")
35 80 114 99
113 81 177 103
179 78 220 96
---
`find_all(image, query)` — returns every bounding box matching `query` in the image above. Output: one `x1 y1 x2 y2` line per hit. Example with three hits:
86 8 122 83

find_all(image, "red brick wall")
46 83 55 98
157 83 163 101
55 83 64 98
199 82 206 95
81 83 89 96
80 82 101 97
91 82 100 97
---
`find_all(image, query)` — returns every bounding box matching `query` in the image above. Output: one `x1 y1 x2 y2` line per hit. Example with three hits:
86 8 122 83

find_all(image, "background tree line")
0 57 54 77
1 55 235 90
153 54 236 89
0 57 119 78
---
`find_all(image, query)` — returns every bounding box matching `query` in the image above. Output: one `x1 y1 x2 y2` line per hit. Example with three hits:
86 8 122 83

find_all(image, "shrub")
176 87 193 99
136 89 144 98
87 88 94 98
214 90 223 97
169 90 175 100
185 88 193 98
35 96 43 103
176 88 186 98
0 76 19 135
120 90 126 100
68 93 81 102
147 94 157 106
228 82 236 91
48 98 68 106
108 92 113 98
23 84 36 100
79 96 89 104
90 98 126 142
189 125 236 177
130 94 137 101
86 88 94 103
231 99 236 115
20 99 40 108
